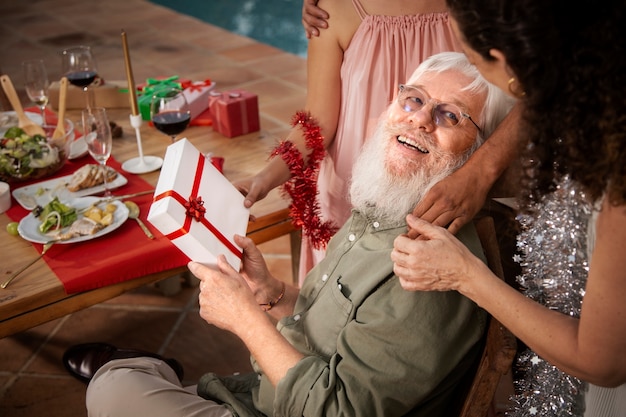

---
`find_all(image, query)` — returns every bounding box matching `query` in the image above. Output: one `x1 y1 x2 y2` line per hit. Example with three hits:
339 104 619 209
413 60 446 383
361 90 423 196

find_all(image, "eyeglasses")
397 84 482 133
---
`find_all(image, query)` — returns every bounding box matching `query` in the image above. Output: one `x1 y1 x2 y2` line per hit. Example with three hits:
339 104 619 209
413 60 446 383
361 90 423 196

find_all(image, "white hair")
408 52 515 146
349 52 515 223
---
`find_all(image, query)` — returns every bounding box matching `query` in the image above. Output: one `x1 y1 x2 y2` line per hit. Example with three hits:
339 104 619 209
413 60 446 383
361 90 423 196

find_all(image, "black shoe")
62 342 184 383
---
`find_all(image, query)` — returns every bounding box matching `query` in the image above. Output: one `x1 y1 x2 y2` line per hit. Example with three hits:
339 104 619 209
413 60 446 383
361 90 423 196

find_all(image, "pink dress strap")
351 0 368 19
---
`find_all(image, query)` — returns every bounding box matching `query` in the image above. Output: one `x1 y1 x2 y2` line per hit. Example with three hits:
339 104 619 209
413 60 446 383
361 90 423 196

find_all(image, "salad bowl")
0 118 74 183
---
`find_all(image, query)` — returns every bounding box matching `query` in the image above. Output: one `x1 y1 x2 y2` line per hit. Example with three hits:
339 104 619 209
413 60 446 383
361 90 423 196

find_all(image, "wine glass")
62 45 98 108
82 107 113 197
22 59 50 124
150 87 191 142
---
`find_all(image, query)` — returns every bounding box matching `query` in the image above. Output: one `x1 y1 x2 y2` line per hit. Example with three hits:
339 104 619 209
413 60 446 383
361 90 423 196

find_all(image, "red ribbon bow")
184 196 206 221
187 79 212 92
153 153 242 259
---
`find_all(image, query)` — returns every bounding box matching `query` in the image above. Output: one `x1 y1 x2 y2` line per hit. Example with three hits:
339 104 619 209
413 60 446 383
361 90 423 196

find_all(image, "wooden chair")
455 216 518 417
246 207 301 283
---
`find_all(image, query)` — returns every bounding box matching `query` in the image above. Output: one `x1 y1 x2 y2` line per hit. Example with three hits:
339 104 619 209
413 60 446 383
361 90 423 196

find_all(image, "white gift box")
183 80 216 121
147 138 249 270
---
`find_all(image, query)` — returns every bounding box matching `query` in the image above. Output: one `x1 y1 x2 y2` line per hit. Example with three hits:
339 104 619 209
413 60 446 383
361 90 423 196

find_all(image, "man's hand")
191 257 260 334
234 235 273 293
302 0 329 38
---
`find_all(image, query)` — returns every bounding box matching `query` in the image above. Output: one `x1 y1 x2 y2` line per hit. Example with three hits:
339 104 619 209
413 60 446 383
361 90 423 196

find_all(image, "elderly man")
64 52 514 417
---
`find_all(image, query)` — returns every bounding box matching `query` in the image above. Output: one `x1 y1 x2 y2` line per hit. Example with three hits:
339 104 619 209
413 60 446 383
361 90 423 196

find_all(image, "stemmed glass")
22 59 49 124
82 107 113 197
150 87 191 142
62 45 98 108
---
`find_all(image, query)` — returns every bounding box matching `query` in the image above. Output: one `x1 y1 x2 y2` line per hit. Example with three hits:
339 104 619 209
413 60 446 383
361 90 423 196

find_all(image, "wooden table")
0 108 297 339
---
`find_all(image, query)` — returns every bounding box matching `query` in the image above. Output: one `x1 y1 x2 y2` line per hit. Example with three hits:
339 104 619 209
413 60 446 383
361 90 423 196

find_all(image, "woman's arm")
234 0 353 208
393 205 626 386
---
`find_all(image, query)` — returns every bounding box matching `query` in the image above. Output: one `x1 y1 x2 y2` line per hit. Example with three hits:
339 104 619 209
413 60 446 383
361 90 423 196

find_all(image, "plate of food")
18 196 130 244
12 164 128 210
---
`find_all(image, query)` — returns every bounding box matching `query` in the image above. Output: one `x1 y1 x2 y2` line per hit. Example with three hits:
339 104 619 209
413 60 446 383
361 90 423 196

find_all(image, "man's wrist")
259 281 286 311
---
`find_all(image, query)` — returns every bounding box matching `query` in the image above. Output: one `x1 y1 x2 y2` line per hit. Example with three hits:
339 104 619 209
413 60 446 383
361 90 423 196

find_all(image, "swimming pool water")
149 0 309 57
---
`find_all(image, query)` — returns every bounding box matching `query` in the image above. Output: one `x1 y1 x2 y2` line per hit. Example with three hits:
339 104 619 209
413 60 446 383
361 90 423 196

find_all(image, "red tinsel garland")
270 111 338 249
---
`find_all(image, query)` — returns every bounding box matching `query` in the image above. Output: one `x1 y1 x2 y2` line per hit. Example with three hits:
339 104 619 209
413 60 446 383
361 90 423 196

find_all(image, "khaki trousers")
86 357 233 417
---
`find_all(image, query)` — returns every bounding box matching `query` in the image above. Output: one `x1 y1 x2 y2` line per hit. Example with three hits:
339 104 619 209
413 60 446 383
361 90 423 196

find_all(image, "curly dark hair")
446 0 626 208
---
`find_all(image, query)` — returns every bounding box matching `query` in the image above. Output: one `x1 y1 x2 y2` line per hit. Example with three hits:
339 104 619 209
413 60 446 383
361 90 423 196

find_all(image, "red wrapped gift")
209 90 260 138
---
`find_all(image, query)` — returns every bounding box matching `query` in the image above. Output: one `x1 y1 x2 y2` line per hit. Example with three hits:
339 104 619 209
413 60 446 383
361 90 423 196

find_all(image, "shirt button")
322 274 329 282
348 234 356 242
293 314 301 321
372 221 380 228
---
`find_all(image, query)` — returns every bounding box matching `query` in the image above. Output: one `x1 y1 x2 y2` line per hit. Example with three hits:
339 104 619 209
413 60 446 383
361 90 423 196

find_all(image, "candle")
121 30 139 116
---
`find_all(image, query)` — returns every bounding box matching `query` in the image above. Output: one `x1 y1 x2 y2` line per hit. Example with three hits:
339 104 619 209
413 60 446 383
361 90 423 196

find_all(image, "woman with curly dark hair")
391 1 626 416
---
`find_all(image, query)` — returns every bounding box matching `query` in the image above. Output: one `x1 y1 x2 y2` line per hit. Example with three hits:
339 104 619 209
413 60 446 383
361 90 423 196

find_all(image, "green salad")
34 197 77 233
0 127 61 181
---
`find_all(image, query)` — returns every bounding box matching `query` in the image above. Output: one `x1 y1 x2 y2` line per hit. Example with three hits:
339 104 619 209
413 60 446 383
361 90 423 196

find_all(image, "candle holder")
121 114 163 174
120 30 163 174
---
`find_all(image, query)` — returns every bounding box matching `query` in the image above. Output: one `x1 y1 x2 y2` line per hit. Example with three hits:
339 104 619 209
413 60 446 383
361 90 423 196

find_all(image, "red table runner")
5 156 189 294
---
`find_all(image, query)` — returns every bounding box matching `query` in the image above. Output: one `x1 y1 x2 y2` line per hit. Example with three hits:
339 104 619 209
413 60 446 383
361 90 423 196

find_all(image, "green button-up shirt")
198 210 487 417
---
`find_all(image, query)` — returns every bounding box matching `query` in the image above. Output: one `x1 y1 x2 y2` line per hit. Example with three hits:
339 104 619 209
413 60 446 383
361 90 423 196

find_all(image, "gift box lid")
147 139 249 270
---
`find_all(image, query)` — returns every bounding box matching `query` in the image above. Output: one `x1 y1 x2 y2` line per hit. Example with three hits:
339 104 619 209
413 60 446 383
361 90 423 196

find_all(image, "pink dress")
298 0 461 284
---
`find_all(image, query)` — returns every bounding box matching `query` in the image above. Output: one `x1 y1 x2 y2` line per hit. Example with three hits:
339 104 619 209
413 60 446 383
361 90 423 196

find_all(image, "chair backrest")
456 216 517 417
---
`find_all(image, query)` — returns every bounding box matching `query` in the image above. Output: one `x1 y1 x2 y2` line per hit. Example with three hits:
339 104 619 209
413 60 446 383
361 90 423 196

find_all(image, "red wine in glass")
66 70 97 88
150 87 191 142
62 45 97 108
152 110 191 140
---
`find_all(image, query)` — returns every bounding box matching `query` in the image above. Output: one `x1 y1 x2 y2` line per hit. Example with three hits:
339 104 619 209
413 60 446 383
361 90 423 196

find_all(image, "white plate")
0 111 43 137
69 136 88 159
12 170 129 210
17 196 129 244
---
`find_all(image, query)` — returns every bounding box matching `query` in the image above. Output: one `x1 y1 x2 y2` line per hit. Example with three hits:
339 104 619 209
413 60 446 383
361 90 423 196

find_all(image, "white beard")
349 122 468 224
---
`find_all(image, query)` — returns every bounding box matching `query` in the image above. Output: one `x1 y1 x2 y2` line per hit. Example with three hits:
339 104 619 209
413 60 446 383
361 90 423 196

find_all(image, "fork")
1 241 55 289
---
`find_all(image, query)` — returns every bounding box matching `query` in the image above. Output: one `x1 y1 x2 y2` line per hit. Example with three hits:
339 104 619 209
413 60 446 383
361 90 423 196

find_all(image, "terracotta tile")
166 312 253 383
245 78 305 107
41 307 183 360
193 29 256 53
248 53 307 77
205 66 265 90
0 320 61 372
103 280 197 307
1 376 87 417
218 43 283 63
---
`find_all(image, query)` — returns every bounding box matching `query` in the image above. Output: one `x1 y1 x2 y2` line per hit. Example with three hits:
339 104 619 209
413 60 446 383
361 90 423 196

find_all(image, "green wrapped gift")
137 76 188 120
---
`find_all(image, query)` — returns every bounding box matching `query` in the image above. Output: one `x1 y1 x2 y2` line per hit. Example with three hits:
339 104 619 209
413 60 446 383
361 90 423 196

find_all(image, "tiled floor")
0 1 515 416
0 0 301 415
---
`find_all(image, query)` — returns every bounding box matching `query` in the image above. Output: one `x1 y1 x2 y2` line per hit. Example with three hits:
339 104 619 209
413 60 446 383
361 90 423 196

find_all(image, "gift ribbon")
153 153 242 259
237 94 249 133
141 75 180 91
141 80 181 96
187 79 212 92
